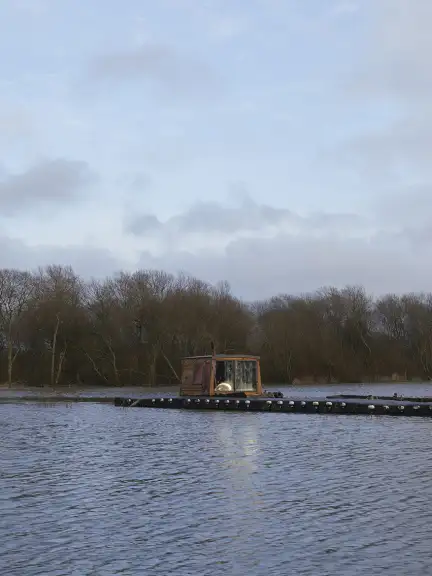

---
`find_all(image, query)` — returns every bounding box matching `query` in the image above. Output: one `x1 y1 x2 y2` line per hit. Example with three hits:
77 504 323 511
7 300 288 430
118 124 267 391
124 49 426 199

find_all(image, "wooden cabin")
179 354 262 397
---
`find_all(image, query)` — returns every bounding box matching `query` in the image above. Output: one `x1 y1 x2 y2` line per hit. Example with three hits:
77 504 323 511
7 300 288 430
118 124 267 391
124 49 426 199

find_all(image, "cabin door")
201 359 211 395
180 358 211 396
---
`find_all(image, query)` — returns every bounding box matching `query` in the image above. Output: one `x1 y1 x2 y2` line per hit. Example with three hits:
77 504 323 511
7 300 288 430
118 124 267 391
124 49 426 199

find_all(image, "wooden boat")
179 353 274 397
113 347 432 417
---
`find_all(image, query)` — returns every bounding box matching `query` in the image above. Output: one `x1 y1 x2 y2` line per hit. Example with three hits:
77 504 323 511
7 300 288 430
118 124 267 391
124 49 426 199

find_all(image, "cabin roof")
182 354 260 360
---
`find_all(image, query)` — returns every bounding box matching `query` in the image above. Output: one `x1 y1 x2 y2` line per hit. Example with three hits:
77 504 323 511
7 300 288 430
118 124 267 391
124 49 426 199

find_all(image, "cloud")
0 103 33 142
124 196 295 237
120 194 432 300
0 235 122 279
210 15 248 39
3 0 432 303
127 172 152 192
124 195 367 241
0 159 96 216
89 44 176 82
358 0 432 101
133 227 432 302
343 0 432 187
2 190 432 301
116 172 152 201
87 43 215 98
125 214 162 236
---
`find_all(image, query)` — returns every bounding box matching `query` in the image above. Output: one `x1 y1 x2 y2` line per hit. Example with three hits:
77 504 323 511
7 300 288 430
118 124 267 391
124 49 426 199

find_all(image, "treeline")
0 265 431 387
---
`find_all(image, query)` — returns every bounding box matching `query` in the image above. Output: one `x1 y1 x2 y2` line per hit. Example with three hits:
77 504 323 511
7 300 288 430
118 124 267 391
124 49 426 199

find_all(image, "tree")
0 269 34 386
0 263 431 387
27 266 85 387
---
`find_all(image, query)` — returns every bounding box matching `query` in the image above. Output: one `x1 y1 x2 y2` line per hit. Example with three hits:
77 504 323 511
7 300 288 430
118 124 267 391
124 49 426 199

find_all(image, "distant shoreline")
0 378 430 393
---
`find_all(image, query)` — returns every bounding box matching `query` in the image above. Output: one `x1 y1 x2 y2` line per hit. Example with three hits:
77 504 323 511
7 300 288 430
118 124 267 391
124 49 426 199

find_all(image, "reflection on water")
214 415 262 525
1 384 432 575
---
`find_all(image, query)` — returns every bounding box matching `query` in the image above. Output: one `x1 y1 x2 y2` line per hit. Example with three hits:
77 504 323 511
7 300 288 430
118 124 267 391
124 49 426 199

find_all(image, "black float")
113 353 432 417
113 395 432 417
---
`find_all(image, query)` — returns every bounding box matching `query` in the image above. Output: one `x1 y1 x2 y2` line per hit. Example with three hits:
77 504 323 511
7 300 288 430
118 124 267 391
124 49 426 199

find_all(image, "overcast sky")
0 0 430 300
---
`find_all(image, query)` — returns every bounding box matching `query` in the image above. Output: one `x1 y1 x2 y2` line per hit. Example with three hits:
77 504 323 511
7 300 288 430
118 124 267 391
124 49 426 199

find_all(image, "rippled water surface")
1 383 432 575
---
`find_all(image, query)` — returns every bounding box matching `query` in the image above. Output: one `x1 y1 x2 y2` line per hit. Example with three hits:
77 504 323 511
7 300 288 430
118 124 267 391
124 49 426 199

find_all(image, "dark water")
1 383 432 576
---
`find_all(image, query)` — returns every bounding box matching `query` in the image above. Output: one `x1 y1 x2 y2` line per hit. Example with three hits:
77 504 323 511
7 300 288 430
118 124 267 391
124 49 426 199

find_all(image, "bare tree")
29 265 85 387
0 269 34 386
2 264 432 387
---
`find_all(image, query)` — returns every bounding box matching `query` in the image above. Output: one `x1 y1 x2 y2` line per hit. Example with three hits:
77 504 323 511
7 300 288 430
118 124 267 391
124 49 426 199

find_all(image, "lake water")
1 383 432 575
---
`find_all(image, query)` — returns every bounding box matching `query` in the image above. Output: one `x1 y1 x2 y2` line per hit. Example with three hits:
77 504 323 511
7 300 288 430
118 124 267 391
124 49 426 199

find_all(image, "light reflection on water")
0 384 432 575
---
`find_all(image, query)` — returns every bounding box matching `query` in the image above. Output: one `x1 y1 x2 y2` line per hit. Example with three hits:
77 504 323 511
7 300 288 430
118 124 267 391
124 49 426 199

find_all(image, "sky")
0 0 431 301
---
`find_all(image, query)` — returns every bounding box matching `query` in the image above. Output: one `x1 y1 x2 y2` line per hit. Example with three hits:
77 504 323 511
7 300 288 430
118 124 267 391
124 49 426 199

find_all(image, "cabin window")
234 360 257 392
215 359 257 392
215 360 234 386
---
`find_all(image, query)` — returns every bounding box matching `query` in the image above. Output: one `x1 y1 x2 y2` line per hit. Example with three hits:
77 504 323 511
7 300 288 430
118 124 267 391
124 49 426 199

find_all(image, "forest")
0 265 431 387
